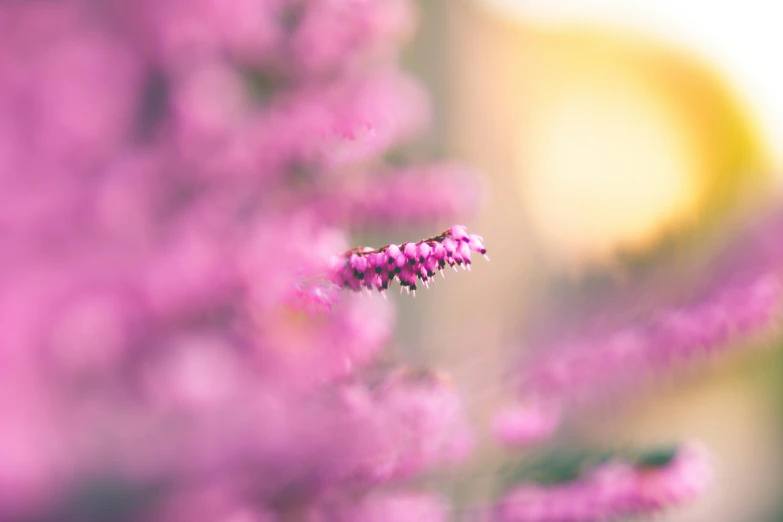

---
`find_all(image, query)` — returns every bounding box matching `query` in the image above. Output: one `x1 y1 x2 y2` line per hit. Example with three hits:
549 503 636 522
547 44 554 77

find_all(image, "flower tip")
332 226 486 297
448 224 469 241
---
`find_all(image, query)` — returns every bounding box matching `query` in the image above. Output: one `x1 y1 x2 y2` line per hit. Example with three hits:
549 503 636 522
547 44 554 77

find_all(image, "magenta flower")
331 225 488 295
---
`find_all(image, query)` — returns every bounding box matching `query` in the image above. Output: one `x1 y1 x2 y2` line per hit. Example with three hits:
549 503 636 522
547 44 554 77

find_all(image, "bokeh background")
3 1 782 520
400 1 783 520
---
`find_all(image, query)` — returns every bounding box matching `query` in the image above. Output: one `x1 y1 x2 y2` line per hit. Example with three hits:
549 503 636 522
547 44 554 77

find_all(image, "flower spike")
332 226 487 294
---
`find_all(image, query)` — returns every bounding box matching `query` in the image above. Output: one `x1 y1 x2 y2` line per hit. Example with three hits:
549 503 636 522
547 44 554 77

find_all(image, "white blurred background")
483 0 783 167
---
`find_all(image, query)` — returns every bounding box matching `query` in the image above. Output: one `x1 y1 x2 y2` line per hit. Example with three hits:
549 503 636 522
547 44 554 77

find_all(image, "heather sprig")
331 225 488 295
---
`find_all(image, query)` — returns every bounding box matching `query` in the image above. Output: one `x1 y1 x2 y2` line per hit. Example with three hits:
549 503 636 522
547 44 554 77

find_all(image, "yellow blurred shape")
514 29 769 264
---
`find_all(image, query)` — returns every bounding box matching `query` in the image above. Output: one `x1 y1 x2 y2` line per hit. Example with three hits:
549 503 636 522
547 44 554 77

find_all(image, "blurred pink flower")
515 210 783 417
496 445 711 522
0 1 481 520
491 400 562 447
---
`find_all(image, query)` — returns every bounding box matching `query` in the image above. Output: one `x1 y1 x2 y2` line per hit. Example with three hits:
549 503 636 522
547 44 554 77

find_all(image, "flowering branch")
331 225 487 295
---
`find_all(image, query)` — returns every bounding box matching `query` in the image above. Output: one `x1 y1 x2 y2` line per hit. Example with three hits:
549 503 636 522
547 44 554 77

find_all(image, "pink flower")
332 225 488 295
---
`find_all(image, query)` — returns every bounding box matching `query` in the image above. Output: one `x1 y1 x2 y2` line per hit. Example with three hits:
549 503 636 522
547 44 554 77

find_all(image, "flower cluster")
332 225 488 295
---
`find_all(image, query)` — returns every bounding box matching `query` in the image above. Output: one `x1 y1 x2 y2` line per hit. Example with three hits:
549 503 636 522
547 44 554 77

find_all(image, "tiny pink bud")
399 265 417 289
403 242 418 265
379 271 391 291
386 243 402 261
449 225 469 241
369 252 386 273
467 234 487 255
432 242 447 261
423 255 438 277
417 242 432 262
456 241 472 264
366 273 382 291
350 253 368 275
441 237 458 256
